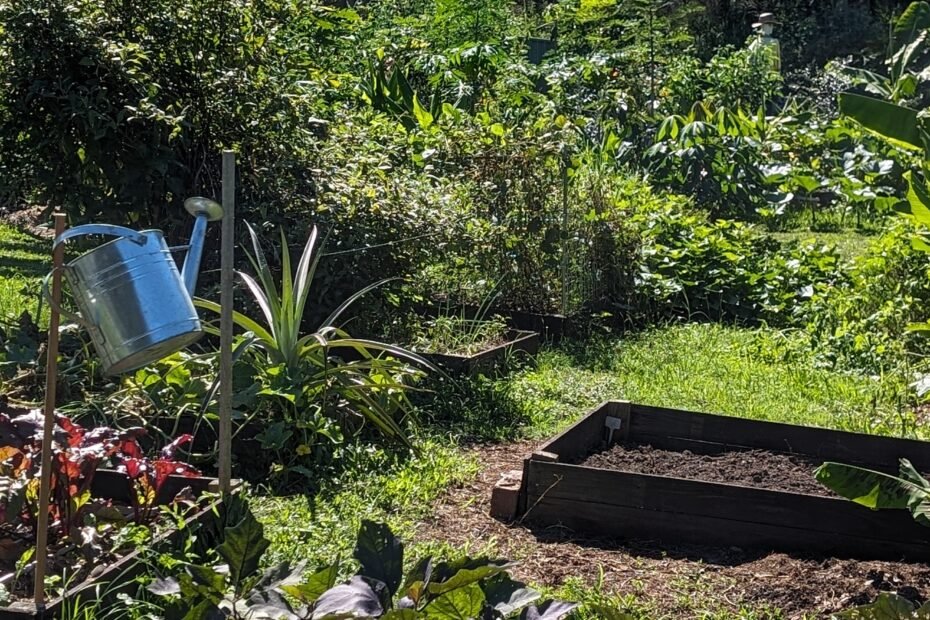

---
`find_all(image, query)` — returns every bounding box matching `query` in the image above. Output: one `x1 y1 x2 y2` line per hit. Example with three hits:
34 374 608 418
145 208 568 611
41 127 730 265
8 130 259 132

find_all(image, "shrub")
632 189 842 325
805 222 930 374
663 46 783 114
0 0 351 228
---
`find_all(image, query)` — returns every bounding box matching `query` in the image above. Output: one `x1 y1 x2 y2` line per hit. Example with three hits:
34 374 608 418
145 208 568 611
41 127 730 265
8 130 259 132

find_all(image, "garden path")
413 440 930 619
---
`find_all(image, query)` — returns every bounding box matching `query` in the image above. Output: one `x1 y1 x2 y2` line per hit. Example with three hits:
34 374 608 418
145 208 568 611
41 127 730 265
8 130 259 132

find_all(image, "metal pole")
560 156 570 316
34 211 66 609
219 151 235 494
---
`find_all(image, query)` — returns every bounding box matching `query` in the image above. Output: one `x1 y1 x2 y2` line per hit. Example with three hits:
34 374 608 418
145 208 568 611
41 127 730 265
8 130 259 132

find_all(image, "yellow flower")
296 444 311 456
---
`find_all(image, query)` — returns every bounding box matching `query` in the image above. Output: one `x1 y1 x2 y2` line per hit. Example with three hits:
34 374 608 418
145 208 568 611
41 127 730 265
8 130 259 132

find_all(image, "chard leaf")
218 510 271 597
354 520 404 597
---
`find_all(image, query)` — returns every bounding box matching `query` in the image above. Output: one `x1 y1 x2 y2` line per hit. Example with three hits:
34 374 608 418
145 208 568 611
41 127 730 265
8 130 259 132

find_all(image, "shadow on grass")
414 371 533 443
0 255 48 279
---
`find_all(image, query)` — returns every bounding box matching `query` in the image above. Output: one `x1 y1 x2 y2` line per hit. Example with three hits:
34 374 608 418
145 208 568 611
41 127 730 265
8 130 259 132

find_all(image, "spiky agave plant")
196 223 435 448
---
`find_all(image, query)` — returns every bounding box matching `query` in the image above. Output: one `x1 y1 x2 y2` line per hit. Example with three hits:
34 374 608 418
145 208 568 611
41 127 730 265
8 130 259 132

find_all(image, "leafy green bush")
805 222 930 373
644 104 774 218
0 0 353 226
663 46 782 114
635 204 840 325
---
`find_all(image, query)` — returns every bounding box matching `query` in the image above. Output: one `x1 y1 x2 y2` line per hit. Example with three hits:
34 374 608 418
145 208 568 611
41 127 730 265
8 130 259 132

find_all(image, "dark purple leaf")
521 600 579 620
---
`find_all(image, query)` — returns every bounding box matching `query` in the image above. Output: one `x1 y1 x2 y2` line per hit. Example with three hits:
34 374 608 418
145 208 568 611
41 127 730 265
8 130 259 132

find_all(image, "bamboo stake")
34 212 67 609
218 151 235 494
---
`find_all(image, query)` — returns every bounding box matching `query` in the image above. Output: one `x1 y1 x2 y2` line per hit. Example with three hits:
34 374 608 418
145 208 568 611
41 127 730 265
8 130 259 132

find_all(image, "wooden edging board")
0 472 221 619
519 401 930 561
424 329 540 374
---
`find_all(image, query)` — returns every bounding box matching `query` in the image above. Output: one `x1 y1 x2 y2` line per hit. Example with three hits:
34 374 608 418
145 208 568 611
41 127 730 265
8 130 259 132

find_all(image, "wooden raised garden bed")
416 303 572 341
519 401 930 561
424 329 539 374
0 471 220 620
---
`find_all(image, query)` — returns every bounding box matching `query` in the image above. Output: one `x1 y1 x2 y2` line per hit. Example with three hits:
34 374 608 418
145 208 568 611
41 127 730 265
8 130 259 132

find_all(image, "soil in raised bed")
573 442 836 497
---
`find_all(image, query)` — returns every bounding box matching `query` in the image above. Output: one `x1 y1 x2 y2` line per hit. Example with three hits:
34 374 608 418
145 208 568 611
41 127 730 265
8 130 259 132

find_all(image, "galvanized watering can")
45 198 223 375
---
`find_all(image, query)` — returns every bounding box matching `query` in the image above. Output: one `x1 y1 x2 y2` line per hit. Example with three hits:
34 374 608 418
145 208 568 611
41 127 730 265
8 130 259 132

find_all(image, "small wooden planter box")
519 401 930 561
416 303 572 341
0 471 220 619
424 329 539 374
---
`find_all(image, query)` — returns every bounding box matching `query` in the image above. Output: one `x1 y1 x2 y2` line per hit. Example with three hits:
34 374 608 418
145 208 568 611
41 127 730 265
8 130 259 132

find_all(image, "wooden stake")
34 212 67 609
218 151 235 494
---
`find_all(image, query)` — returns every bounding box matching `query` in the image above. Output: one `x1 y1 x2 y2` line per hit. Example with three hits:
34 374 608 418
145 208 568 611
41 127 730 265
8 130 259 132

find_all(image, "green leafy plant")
830 592 930 619
815 458 930 526
196 224 435 469
816 458 930 618
412 288 509 356
416 313 509 356
149 504 578 619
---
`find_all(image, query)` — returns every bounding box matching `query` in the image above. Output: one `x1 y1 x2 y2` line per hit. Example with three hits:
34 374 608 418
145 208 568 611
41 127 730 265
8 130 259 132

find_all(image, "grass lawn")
0 222 47 323
252 322 912 619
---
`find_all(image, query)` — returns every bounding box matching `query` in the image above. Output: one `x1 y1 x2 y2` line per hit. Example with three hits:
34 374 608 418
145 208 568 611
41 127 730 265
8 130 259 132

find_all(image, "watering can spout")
181 197 224 295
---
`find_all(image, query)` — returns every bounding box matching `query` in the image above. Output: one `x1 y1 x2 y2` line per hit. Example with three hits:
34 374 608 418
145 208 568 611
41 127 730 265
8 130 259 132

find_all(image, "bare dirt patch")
413 441 930 619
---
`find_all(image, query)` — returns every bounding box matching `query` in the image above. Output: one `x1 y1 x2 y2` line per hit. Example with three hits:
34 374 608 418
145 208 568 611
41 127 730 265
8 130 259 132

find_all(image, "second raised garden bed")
519 401 930 561
423 329 539 374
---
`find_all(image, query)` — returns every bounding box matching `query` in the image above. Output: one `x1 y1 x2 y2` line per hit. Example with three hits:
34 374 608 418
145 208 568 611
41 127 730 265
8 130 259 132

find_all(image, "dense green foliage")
5 0 930 616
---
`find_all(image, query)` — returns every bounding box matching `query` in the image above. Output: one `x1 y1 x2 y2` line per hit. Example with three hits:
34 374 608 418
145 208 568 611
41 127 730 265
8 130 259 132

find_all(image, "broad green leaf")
354 520 404 597
832 591 930 619
893 1 930 49
312 576 384 618
839 93 922 151
413 95 434 130
814 462 925 511
217 510 271 597
281 564 340 603
422 582 485 619
483 575 540 616
905 171 930 227
428 564 510 595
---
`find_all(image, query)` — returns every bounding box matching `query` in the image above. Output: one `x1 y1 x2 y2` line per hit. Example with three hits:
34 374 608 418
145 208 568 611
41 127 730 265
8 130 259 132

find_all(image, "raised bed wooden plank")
525 496 925 561
424 329 539 374
629 403 930 471
535 400 628 460
519 401 930 561
524 461 930 546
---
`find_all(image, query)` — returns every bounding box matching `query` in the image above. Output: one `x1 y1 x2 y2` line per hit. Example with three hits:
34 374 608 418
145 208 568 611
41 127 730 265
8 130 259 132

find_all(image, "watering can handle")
44 224 145 329
41 268 93 329
53 224 148 250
